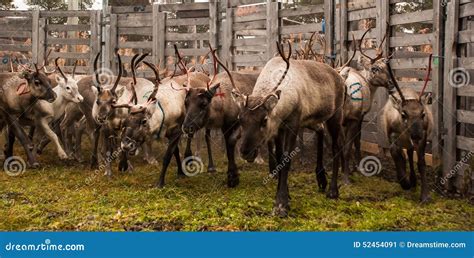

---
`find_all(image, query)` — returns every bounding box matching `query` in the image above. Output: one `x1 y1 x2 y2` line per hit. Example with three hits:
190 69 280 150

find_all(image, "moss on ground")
0 142 472 231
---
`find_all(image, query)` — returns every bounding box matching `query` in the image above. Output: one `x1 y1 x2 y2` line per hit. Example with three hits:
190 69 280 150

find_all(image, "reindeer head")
235 42 291 162
390 93 431 148
358 25 395 92
92 51 123 124
182 46 225 135
54 58 83 103
118 60 160 155
20 64 57 102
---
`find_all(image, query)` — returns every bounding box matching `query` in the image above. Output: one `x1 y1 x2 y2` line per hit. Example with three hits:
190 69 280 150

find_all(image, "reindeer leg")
353 120 363 170
273 125 298 217
389 137 410 190
4 126 15 158
118 150 133 173
407 147 417 189
157 129 181 188
102 126 115 177
315 130 327 192
417 138 430 203
173 145 185 177
184 133 193 159
325 116 343 199
4 116 38 168
72 120 86 162
223 125 239 188
342 120 358 184
205 128 216 173
268 140 277 177
90 126 101 169
38 118 68 160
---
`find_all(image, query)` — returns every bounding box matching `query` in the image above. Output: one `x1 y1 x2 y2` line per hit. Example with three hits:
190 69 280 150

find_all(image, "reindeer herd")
0 27 433 217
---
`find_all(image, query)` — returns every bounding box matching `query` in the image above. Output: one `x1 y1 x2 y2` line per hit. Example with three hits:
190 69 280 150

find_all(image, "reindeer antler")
142 61 160 102
54 57 68 83
72 60 78 79
272 41 292 92
386 61 405 103
93 52 101 90
111 50 122 94
210 45 239 94
336 33 357 71
359 22 390 64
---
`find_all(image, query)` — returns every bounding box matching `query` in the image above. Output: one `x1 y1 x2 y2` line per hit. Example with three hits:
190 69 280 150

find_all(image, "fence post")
90 10 101 73
223 0 233 70
324 0 334 61
266 0 279 60
108 13 118 73
209 0 218 50
338 0 348 64
31 10 40 64
443 0 460 191
153 3 166 68
431 0 444 166
375 0 390 150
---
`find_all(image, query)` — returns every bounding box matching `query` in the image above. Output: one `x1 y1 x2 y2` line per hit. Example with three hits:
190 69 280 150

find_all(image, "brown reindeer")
381 64 433 203
0 64 57 167
234 42 347 217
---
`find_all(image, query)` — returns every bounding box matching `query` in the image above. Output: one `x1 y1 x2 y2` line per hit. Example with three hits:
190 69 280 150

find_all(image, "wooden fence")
0 0 472 195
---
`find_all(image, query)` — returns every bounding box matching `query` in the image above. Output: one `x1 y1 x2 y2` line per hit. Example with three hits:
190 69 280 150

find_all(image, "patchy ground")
0 139 472 231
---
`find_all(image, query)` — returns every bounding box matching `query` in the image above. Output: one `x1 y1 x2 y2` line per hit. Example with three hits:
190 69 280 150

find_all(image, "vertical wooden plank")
38 17 46 66
222 0 234 70
153 3 159 65
375 0 390 149
90 10 100 74
209 0 218 50
339 0 348 65
109 13 118 73
31 10 39 64
156 10 166 68
324 0 334 62
266 0 279 60
431 0 444 165
443 0 460 191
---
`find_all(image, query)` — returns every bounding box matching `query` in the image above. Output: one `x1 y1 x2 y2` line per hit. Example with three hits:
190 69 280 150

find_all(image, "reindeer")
336 28 396 183
59 52 156 168
0 64 57 167
117 60 188 187
381 64 433 203
180 48 259 186
233 42 347 217
32 58 83 155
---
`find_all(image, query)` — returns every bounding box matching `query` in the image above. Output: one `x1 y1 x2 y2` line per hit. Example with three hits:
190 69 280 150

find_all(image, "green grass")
0 143 472 231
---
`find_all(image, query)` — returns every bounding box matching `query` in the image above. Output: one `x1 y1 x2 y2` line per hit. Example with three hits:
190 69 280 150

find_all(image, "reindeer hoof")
156 182 165 188
326 189 339 199
30 162 40 169
420 195 431 204
119 160 128 172
227 175 240 188
90 157 98 169
103 170 112 177
145 158 159 165
208 166 217 173
255 157 265 165
272 204 289 218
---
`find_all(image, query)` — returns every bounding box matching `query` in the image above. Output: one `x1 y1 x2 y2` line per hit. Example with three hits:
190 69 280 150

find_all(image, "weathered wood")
280 23 323 34
118 41 153 49
324 0 334 60
117 14 152 28
348 7 376 21
233 20 266 31
456 136 474 152
164 48 210 56
233 37 266 47
347 0 376 11
389 33 434 47
49 51 89 59
209 0 219 50
278 5 324 17
46 37 89 45
166 17 209 26
109 14 118 72
339 0 348 66
390 9 433 25
0 44 31 52
431 0 444 163
266 1 279 60
46 24 90 31
442 0 460 190
166 32 209 41
118 27 152 36
0 10 33 17
31 10 39 64
223 0 234 70
457 110 474 125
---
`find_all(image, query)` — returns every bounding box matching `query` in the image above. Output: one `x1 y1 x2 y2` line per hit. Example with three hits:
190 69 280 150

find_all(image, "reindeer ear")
420 92 432 105
55 74 62 84
339 67 350 80
115 86 125 98
91 86 99 96
389 94 402 107
206 83 220 99
264 90 281 111
231 90 247 109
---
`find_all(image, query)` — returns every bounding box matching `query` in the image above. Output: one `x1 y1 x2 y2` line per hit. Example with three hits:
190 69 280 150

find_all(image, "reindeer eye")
401 112 408 120
34 79 40 84
141 119 147 125
66 86 71 90
421 112 425 118
261 116 268 127
371 67 380 73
